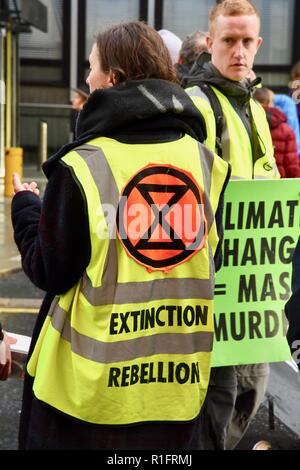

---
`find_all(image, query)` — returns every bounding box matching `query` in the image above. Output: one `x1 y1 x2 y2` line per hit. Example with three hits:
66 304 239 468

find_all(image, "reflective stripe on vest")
49 299 213 362
27 135 230 425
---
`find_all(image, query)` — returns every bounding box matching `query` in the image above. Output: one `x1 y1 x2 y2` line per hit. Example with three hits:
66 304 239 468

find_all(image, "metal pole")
0 28 6 179
70 0 79 101
11 32 18 147
38 121 48 170
5 26 11 150
15 33 20 147
147 0 155 27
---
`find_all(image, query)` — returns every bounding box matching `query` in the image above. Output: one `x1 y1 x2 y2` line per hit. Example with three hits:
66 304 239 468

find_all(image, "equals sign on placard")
214 284 226 295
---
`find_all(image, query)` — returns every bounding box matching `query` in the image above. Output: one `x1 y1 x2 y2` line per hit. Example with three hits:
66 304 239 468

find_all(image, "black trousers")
21 395 203 450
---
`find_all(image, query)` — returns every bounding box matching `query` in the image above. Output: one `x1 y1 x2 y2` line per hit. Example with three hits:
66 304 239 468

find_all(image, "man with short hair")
185 0 279 450
179 31 208 70
176 31 209 81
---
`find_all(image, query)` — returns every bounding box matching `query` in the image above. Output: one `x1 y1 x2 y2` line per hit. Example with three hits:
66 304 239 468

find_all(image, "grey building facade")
18 0 300 166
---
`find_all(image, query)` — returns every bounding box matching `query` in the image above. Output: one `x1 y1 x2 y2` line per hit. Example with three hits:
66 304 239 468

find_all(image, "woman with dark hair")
12 21 230 450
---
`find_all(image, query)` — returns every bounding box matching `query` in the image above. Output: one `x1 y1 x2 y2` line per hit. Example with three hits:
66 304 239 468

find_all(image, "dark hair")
180 31 208 69
96 21 178 84
291 61 300 80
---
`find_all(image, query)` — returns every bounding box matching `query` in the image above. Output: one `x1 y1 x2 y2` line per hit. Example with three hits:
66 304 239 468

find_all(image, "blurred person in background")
273 92 300 156
177 31 209 80
254 87 300 178
289 61 300 126
70 84 89 140
158 28 182 65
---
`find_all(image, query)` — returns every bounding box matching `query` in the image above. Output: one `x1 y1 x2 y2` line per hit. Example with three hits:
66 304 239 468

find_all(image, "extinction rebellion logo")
116 164 207 272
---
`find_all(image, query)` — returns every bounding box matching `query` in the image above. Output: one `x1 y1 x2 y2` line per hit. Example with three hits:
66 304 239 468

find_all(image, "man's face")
207 14 263 81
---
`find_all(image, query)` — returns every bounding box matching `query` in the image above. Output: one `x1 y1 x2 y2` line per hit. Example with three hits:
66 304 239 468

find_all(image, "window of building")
85 0 141 60
162 0 215 39
19 0 70 86
253 0 295 65
20 0 63 60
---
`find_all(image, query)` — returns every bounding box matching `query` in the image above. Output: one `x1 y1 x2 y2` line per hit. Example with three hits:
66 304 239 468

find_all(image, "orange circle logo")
117 164 207 272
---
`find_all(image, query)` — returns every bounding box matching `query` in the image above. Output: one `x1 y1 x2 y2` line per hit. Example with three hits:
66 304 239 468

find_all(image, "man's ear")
255 36 263 54
206 35 213 54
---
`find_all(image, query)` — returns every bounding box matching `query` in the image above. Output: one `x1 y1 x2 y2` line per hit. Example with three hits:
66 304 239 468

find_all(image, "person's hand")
13 173 40 196
0 333 17 381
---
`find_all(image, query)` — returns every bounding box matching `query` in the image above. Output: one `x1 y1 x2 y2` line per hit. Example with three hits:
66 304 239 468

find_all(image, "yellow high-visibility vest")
27 135 230 425
189 86 280 180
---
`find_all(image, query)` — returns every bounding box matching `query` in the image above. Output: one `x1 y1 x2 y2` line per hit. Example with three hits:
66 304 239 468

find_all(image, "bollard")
4 146 23 197
38 121 48 170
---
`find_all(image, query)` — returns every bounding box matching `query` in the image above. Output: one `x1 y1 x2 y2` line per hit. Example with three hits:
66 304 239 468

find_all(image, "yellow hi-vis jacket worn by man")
12 81 230 439
185 67 279 180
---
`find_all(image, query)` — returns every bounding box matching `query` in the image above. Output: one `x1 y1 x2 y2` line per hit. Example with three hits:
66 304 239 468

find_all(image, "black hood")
43 78 207 178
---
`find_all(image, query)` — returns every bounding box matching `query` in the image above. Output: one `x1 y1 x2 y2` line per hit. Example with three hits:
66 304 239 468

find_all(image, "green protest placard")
212 179 300 367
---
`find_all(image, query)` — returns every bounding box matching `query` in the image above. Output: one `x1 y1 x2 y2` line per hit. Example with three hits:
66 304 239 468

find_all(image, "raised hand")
13 173 40 196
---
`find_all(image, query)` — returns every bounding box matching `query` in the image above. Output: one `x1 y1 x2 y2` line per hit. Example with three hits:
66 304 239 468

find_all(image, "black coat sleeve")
285 287 300 367
11 162 91 294
285 238 300 365
291 238 300 293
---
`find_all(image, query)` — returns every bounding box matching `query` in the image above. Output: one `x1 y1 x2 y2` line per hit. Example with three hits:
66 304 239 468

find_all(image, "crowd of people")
0 0 299 451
